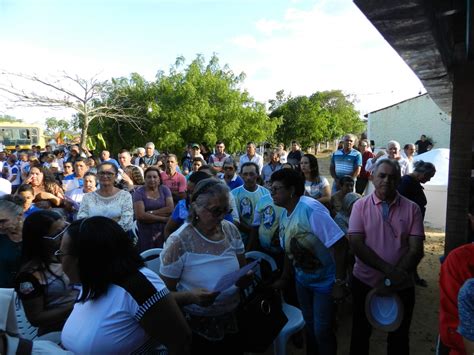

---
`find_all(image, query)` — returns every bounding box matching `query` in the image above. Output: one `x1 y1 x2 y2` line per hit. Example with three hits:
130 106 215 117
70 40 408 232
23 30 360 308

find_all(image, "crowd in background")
1 133 474 355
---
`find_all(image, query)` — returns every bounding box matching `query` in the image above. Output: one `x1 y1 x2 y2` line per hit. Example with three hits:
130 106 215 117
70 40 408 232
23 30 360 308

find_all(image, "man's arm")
349 233 394 275
351 166 361 179
329 162 336 179
395 236 424 272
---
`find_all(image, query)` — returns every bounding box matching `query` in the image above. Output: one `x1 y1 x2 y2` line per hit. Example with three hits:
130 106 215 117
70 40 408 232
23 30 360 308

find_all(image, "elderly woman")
58 217 191 354
15 210 76 335
77 162 133 232
300 153 331 205
160 179 249 354
0 195 24 288
397 160 436 287
133 167 173 250
24 166 64 208
270 169 347 355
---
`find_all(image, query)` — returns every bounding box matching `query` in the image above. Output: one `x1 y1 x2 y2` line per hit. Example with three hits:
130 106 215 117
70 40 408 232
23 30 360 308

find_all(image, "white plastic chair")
245 251 306 355
140 248 163 275
14 293 38 340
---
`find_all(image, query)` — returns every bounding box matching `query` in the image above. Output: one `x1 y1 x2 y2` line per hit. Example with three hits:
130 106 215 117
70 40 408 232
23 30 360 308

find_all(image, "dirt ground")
283 154 443 355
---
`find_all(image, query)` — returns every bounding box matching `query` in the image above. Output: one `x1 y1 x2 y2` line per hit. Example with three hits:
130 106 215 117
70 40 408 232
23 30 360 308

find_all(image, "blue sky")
0 0 425 123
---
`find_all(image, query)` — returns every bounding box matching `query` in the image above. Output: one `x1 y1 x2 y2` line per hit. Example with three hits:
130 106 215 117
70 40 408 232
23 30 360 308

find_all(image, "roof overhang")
354 0 470 115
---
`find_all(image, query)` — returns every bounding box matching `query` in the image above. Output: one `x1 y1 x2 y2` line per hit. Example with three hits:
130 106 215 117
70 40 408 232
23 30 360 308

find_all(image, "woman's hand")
235 270 254 289
190 289 220 307
37 191 56 200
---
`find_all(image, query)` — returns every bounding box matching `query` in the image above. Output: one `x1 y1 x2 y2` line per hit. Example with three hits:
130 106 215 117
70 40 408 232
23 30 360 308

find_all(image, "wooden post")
444 62 474 254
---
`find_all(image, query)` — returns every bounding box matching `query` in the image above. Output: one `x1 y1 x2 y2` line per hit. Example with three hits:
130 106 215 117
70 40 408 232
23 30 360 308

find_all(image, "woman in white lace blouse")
77 162 133 232
160 179 249 354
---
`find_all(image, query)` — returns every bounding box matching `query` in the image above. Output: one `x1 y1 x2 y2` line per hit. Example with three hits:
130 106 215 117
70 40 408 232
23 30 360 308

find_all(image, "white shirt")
239 153 264 174
0 177 12 196
62 268 168 355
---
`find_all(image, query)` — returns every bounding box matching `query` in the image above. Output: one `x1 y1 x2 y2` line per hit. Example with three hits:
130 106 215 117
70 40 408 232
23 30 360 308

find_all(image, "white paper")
212 260 259 292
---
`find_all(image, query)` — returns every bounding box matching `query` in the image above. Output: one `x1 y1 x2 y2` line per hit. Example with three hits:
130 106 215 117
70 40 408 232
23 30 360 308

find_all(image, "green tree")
0 72 149 150
270 90 364 149
94 54 279 154
44 117 70 136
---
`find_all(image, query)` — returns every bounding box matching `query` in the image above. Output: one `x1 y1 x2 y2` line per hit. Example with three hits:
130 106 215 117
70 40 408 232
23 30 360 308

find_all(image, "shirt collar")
371 191 400 207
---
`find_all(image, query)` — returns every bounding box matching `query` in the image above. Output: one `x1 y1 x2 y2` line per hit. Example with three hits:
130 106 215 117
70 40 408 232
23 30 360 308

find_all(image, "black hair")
339 175 355 186
16 184 35 194
240 162 260 175
270 168 305 198
97 161 118 174
74 157 87 164
413 160 436 176
21 210 63 267
67 217 144 302
373 158 402 179
189 171 212 184
302 153 321 182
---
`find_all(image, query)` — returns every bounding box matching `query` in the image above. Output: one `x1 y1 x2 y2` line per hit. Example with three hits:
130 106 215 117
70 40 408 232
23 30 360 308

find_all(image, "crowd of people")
0 133 471 355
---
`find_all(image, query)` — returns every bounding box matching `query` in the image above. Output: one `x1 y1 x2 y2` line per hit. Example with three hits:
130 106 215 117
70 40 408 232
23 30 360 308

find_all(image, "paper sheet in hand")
213 260 259 292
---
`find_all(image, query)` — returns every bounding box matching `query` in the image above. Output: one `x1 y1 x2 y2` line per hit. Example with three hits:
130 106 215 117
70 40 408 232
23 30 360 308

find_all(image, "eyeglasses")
98 171 115 177
43 222 70 240
54 249 71 260
204 206 232 217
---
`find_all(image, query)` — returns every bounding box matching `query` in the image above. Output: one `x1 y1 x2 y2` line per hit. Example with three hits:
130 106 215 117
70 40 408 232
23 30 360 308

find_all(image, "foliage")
0 114 22 123
0 72 150 150
44 117 70 136
92 54 279 154
270 89 364 149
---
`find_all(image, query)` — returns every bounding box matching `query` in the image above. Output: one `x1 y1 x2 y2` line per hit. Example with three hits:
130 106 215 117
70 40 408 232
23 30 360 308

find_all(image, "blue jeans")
295 280 336 355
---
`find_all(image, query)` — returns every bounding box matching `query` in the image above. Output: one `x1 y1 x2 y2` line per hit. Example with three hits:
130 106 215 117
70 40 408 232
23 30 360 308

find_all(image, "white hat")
365 288 404 332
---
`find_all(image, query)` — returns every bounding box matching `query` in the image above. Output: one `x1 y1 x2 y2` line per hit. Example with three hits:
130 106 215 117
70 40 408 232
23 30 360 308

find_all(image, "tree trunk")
80 117 89 151
444 62 474 255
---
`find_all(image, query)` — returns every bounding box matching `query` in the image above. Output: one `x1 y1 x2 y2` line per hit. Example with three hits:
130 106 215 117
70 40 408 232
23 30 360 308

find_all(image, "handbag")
236 275 288 352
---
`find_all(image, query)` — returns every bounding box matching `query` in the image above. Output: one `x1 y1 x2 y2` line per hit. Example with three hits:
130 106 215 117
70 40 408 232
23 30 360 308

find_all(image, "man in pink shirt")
348 158 425 355
160 154 187 204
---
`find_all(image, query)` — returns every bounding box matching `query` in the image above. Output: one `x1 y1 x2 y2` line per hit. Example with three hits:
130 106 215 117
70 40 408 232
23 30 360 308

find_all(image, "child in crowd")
330 175 354 217
16 184 40 218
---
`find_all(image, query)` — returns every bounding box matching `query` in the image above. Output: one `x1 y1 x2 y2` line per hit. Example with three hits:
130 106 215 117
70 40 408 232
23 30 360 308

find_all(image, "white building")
366 94 451 149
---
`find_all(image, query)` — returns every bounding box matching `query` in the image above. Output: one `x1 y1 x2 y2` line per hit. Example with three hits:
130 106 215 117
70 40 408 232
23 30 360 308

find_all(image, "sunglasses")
98 171 115 176
43 222 70 240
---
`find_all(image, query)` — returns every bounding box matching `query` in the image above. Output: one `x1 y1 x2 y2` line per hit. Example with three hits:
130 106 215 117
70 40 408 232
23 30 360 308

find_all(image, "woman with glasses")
59 216 191 354
160 178 249 354
14 210 76 335
133 167 173 251
270 169 347 355
0 195 25 288
300 153 331 206
77 162 133 232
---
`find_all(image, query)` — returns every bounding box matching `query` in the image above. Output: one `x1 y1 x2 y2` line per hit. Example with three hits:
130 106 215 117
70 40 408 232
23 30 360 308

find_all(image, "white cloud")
226 0 424 114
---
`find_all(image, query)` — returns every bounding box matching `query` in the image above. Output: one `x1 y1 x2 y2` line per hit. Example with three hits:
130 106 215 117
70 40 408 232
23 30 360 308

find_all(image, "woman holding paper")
160 178 248 354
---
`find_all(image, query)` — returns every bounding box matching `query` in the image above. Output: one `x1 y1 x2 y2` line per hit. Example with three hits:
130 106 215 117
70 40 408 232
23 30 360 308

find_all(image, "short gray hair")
136 147 145 154
145 142 155 149
387 140 401 150
373 158 401 177
188 179 230 225
0 195 23 217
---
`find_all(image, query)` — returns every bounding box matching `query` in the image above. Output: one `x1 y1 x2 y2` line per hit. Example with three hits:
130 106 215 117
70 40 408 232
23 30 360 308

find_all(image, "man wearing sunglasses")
218 158 243 191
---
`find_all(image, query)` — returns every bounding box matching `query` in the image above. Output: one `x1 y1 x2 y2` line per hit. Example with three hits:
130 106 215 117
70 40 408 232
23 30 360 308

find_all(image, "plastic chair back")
140 248 163 275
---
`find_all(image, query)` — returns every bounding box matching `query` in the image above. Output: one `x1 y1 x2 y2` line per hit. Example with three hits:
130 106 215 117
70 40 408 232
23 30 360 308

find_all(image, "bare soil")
282 154 442 355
